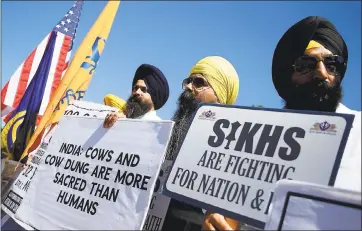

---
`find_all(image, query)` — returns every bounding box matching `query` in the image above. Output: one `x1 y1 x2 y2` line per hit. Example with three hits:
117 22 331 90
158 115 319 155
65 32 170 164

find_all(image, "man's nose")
134 88 142 96
314 61 329 81
185 82 193 91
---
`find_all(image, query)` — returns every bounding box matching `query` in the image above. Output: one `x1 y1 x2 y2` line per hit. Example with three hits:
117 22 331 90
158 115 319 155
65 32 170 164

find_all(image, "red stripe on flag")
12 33 51 110
50 35 71 100
1 82 9 110
13 49 36 109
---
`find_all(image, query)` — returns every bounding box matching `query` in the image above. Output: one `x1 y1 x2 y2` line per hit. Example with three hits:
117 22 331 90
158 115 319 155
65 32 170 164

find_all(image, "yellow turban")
306 40 324 50
103 94 127 112
189 56 239 105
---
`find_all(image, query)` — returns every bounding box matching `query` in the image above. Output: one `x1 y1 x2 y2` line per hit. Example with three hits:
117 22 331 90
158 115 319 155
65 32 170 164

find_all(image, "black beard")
125 95 152 119
165 90 199 160
284 80 342 112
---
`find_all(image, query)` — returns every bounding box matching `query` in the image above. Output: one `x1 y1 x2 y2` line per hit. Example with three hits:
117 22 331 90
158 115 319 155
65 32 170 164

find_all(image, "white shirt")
135 110 161 121
334 103 361 192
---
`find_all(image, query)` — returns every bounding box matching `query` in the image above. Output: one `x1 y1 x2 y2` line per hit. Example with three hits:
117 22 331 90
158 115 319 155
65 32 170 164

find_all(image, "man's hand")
202 212 240 230
103 112 126 128
202 212 239 230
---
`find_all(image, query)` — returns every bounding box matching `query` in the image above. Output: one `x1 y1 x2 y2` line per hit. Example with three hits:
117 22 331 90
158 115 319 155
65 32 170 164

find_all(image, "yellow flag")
20 1 120 162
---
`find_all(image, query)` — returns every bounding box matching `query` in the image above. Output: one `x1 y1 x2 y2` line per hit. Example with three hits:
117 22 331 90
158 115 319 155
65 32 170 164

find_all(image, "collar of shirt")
334 102 361 192
135 110 161 120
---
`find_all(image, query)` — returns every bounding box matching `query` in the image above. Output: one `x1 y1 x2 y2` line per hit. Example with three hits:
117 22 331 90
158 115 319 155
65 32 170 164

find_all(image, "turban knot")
132 64 169 110
272 16 348 100
190 56 239 105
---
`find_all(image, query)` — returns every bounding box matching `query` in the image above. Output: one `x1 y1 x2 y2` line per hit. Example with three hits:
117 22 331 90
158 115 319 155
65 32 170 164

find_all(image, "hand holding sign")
103 112 126 128
202 212 237 230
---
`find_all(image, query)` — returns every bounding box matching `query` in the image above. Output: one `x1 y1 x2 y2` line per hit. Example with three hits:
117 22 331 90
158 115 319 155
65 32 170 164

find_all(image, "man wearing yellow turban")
161 56 240 231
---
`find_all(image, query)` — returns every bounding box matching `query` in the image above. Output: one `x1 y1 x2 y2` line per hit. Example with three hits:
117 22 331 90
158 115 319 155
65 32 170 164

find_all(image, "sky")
2 1 361 120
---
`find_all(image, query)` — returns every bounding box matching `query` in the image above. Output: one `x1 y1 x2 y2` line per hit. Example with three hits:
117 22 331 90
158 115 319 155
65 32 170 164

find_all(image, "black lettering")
197 150 207 167
171 167 183 184
225 121 241 149
114 170 151 191
186 171 198 190
206 151 217 169
234 122 262 153
114 152 140 167
279 127 305 161
224 155 236 173
283 166 295 180
254 125 284 157
208 119 230 148
59 143 67 153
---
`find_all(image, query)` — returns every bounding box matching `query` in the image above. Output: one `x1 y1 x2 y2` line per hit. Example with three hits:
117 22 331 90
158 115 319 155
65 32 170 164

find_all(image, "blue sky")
2 1 361 120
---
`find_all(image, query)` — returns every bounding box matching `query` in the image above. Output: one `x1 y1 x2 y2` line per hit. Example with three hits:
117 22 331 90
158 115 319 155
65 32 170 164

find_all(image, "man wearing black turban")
272 16 360 192
104 64 169 127
203 16 361 231
272 16 348 112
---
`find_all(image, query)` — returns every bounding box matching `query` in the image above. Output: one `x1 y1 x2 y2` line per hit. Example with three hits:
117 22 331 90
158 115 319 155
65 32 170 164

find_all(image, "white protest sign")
265 180 361 230
1 101 117 229
14 116 173 230
64 100 118 118
143 160 173 231
164 104 354 229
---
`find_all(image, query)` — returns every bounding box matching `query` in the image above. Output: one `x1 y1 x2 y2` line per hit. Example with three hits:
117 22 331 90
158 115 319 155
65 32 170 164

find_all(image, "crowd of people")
101 16 361 230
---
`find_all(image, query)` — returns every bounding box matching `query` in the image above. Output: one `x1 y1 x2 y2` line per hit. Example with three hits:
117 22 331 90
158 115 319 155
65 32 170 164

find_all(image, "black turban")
272 16 348 100
132 64 169 110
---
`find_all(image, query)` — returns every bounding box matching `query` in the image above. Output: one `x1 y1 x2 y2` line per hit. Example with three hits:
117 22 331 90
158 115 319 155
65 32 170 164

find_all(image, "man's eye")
326 64 337 73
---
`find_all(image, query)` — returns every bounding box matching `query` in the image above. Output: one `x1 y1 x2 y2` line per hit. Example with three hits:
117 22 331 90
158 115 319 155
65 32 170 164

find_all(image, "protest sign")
1 101 117 229
14 116 173 230
64 100 118 118
143 160 173 231
164 104 354 229
264 180 361 230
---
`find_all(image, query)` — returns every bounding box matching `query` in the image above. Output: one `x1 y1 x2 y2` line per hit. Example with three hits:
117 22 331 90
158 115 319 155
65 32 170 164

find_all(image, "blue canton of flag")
54 0 83 50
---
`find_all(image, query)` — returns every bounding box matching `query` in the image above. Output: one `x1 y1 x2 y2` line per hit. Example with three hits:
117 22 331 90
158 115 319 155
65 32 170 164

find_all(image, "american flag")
1 1 83 124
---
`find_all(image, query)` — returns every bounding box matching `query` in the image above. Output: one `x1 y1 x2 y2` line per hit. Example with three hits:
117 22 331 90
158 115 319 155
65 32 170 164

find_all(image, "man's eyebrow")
134 84 147 89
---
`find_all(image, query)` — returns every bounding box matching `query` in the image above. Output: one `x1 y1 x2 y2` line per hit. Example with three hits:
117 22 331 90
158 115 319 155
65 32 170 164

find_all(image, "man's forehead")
188 73 204 78
134 79 147 87
304 46 333 57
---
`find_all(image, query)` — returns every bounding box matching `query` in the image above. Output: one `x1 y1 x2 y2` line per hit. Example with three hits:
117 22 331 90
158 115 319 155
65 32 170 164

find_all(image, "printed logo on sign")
310 121 337 135
2 190 23 214
198 110 216 121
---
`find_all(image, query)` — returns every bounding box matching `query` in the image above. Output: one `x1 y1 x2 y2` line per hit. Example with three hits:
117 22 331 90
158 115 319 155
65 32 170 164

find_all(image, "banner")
1 101 117 229
164 104 354 229
14 116 173 230
264 180 361 230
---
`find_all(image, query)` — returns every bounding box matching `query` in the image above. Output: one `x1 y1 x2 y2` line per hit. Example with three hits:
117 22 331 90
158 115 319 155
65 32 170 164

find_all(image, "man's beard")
284 80 342 112
165 90 199 160
126 95 152 119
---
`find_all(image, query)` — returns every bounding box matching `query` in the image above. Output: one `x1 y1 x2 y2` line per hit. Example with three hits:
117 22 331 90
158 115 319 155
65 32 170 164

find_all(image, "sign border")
163 103 355 229
277 191 362 230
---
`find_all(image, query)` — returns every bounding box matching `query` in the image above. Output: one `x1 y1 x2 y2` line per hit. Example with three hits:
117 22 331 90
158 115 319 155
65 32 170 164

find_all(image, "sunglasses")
132 85 148 93
293 55 346 75
182 77 209 90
